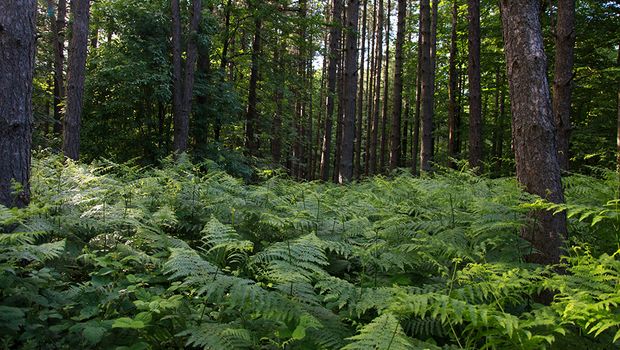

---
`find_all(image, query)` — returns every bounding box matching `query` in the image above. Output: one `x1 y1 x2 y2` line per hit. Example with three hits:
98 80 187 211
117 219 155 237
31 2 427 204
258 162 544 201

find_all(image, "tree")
419 0 433 172
389 0 406 170
172 0 201 154
51 0 67 135
0 0 36 208
320 0 344 181
339 0 360 183
553 0 576 171
379 0 391 172
369 0 384 174
245 13 261 156
63 0 91 160
468 0 482 171
354 0 367 178
447 0 459 168
500 0 567 264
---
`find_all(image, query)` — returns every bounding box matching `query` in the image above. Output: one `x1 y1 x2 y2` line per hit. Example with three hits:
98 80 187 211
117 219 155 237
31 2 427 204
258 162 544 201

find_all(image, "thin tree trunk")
500 0 567 265
379 0 391 172
272 37 284 164
176 0 202 153
553 0 575 171
320 0 344 181
52 0 67 136
245 8 261 156
171 0 183 152
447 0 458 168
63 0 91 160
389 0 406 170
468 0 482 171
215 0 233 142
354 0 367 179
369 0 384 175
419 0 433 172
495 69 506 176
365 0 377 176
340 0 360 183
0 0 35 208
333 38 346 183
314 30 329 179
429 0 438 165
412 12 423 175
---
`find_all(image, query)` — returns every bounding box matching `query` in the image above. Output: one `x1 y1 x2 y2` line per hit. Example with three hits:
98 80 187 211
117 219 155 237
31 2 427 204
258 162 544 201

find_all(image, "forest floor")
1 154 620 349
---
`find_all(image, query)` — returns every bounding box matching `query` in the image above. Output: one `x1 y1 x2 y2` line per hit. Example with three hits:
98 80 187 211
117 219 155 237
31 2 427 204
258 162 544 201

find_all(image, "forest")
0 0 620 349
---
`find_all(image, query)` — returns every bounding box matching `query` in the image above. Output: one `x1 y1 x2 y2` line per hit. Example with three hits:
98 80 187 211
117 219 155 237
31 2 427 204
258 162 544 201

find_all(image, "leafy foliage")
1 154 619 349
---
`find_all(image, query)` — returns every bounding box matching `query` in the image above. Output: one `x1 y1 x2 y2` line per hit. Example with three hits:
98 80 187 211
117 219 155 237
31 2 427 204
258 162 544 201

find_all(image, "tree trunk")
389 0 406 170
176 0 202 153
447 0 458 168
245 15 261 156
52 0 67 136
333 40 346 183
500 0 567 264
412 12 423 176
171 0 183 152
63 0 91 160
0 0 36 208
339 0 360 183
272 38 284 164
419 0 433 172
365 0 377 176
429 0 438 165
320 0 343 181
215 0 233 142
379 0 391 172
468 0 482 171
553 0 575 171
369 0 384 175
354 0 367 179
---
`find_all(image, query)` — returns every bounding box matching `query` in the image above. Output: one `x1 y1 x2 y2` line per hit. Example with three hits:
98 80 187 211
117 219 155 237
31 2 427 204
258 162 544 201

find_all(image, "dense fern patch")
1 154 619 349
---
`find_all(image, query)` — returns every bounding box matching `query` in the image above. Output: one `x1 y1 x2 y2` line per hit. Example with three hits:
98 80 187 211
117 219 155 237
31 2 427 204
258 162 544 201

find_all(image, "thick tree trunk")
389 0 406 170
245 16 261 156
52 0 67 136
379 0 391 172
354 0 367 179
320 0 343 181
468 0 482 171
369 0 384 175
171 0 183 152
63 0 90 160
419 0 433 172
500 0 567 264
339 0 360 183
447 0 458 168
0 0 36 208
553 0 575 171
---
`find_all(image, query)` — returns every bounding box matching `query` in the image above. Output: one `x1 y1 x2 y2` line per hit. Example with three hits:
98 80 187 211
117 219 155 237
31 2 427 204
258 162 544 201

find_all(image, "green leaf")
112 317 145 329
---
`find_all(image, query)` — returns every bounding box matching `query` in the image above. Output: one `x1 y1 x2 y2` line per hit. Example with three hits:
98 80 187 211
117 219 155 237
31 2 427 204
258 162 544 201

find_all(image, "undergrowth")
1 153 619 349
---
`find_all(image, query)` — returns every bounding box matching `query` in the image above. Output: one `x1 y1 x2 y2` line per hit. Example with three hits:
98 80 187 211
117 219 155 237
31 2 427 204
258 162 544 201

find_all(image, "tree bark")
389 0 406 170
369 0 384 175
468 0 482 171
0 0 36 208
419 0 433 172
339 0 360 183
552 0 575 171
320 0 343 181
63 0 90 160
447 0 458 168
215 0 233 142
500 0 567 265
412 10 423 176
52 0 67 136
